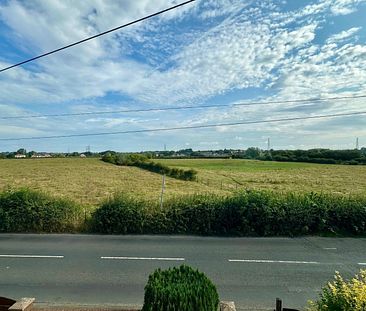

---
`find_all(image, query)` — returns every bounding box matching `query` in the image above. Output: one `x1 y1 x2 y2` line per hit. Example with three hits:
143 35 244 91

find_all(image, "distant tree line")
2 147 366 165
150 147 366 165
234 147 366 165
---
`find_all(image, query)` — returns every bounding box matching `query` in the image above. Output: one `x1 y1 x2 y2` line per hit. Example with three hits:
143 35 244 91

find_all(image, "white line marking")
101 256 185 261
0 254 64 259
228 259 320 264
358 263 366 266
323 248 337 250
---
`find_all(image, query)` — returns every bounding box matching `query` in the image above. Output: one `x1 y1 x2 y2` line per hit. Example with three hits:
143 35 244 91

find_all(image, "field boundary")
2 188 366 237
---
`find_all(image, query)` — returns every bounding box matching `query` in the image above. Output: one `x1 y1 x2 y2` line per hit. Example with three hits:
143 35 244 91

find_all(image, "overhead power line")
2 94 366 120
1 110 365 142
0 0 196 73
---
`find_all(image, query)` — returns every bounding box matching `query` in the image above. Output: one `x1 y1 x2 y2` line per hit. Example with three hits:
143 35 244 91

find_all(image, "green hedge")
92 193 145 234
2 188 366 236
102 153 198 181
92 190 366 236
142 265 219 311
0 188 83 233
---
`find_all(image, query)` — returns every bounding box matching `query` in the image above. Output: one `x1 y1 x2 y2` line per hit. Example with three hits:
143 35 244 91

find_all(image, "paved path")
0 234 365 310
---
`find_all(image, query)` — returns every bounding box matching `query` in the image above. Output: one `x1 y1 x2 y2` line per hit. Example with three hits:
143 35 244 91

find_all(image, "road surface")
0 234 365 310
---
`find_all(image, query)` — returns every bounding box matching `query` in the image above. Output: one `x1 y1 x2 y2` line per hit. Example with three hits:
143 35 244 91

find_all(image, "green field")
160 158 366 195
1 157 365 206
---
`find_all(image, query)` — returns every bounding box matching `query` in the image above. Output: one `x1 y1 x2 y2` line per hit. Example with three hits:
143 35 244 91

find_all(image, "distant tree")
101 152 114 163
245 147 261 159
16 148 26 155
6 152 16 159
100 150 116 156
143 152 153 159
178 148 193 155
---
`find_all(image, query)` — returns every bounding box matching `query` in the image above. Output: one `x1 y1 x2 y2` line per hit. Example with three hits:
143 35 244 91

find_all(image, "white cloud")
330 0 363 15
0 125 43 136
326 27 361 44
1 0 366 150
197 0 252 20
0 0 196 105
293 0 366 18
0 0 363 108
0 0 317 107
85 117 160 128
130 19 318 104
0 103 26 116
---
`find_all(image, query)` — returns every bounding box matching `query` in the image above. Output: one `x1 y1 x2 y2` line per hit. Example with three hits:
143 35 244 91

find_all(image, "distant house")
14 154 26 158
31 153 51 158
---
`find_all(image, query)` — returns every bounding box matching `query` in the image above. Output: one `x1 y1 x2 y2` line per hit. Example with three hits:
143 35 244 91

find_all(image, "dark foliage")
0 189 83 232
142 265 219 311
102 153 197 181
92 190 366 236
260 149 366 165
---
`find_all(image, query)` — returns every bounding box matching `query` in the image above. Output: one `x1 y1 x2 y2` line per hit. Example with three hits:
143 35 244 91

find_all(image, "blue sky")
0 0 366 152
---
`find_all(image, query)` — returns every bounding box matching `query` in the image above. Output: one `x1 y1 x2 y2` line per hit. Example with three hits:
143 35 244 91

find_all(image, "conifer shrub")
142 265 219 311
308 270 366 310
0 188 82 232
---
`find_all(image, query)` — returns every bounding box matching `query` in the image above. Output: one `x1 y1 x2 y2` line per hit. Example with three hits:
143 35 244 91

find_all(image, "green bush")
3 188 365 236
101 153 198 181
164 195 222 234
142 265 219 311
92 193 145 234
308 270 366 310
91 190 366 236
0 188 83 232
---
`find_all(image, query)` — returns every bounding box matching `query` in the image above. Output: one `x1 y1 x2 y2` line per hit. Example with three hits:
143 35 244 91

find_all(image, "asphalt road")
0 234 365 310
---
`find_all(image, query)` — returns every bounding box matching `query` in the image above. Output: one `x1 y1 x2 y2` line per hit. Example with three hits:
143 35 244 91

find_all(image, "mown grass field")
159 158 366 195
1 157 365 206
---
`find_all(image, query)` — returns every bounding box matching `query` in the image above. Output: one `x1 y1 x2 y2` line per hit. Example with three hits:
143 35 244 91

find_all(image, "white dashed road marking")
101 256 185 261
0 254 64 259
228 259 320 264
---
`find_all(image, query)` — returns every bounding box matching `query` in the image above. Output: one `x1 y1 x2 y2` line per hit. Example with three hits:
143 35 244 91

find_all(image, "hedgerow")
1 188 366 236
92 193 145 234
101 153 198 181
92 190 366 236
0 188 83 232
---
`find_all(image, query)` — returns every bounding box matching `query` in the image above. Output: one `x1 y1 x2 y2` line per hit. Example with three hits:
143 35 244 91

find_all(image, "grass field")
160 158 366 195
1 157 365 206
